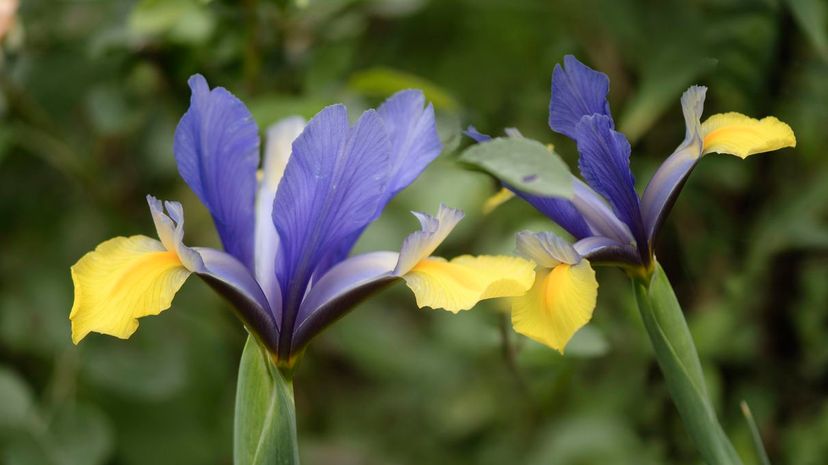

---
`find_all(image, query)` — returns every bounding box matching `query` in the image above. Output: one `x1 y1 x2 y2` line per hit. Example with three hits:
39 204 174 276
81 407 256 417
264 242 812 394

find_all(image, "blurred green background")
1 0 827 464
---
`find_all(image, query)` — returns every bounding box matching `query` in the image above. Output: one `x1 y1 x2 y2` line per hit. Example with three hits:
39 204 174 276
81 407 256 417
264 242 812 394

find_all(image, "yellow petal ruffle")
511 260 598 352
403 255 535 313
701 112 796 158
70 235 191 343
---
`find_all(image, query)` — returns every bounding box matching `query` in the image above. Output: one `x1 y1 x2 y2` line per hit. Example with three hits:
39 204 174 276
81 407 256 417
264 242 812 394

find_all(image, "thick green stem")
234 336 300 465
632 263 743 465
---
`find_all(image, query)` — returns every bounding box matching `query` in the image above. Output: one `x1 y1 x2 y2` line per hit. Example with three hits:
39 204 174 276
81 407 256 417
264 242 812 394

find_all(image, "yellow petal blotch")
511 260 598 353
701 112 796 158
70 235 191 344
402 255 535 313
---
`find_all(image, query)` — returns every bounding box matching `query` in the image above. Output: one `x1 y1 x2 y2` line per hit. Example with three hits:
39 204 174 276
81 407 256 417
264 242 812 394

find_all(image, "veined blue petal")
575 114 646 250
516 230 580 267
549 55 613 140
273 104 390 355
173 74 259 270
254 116 306 312
393 205 464 275
194 247 279 350
292 251 399 352
378 89 443 199
641 86 706 245
311 90 443 277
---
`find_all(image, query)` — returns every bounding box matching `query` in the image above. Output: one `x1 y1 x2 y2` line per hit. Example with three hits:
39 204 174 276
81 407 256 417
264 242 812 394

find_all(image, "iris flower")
69 75 535 366
468 56 795 352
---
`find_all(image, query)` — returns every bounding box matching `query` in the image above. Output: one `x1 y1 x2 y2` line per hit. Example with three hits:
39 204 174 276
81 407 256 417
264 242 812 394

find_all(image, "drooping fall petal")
403 255 535 313
70 236 190 343
511 260 598 352
701 112 796 158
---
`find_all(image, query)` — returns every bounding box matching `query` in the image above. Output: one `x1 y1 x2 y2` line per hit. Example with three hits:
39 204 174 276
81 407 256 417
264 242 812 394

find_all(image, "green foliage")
235 336 299 465
459 137 574 197
634 264 743 465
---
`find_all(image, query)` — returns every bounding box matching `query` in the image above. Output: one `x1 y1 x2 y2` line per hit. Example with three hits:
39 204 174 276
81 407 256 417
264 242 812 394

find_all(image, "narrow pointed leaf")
633 263 743 465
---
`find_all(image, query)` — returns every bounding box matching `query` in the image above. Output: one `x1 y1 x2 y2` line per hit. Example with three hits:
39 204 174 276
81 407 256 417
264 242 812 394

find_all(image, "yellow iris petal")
701 112 796 158
511 260 598 353
483 188 515 214
70 235 191 344
403 255 535 313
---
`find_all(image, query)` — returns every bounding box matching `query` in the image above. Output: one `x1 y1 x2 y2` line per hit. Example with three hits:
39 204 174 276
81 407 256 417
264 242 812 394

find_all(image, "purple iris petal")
272 104 390 356
292 251 399 352
173 75 259 270
464 125 493 143
571 179 635 245
549 55 613 140
378 90 443 199
311 90 443 278
511 187 593 240
575 114 646 250
573 236 641 266
193 247 279 350
463 124 594 240
641 86 707 246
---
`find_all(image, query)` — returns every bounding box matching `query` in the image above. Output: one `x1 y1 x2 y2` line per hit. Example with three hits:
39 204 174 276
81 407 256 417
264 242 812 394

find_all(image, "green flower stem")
234 335 300 465
632 263 744 465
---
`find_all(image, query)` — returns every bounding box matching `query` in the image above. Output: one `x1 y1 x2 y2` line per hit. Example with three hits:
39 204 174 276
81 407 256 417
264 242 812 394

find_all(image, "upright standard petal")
254 116 306 310
701 113 796 158
173 74 260 269
311 91 443 276
377 89 443 199
641 86 706 243
70 236 191 343
511 259 598 352
549 55 613 140
575 114 646 250
273 105 390 354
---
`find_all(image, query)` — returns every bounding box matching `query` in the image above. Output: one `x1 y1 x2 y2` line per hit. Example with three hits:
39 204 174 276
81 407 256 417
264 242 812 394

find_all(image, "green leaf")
0 367 34 432
348 67 460 112
50 403 114 465
633 263 744 465
234 336 299 465
740 401 772 465
459 137 573 198
784 0 828 60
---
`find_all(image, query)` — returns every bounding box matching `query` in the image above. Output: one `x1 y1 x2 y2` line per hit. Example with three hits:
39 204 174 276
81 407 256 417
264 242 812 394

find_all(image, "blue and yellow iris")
469 55 796 353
